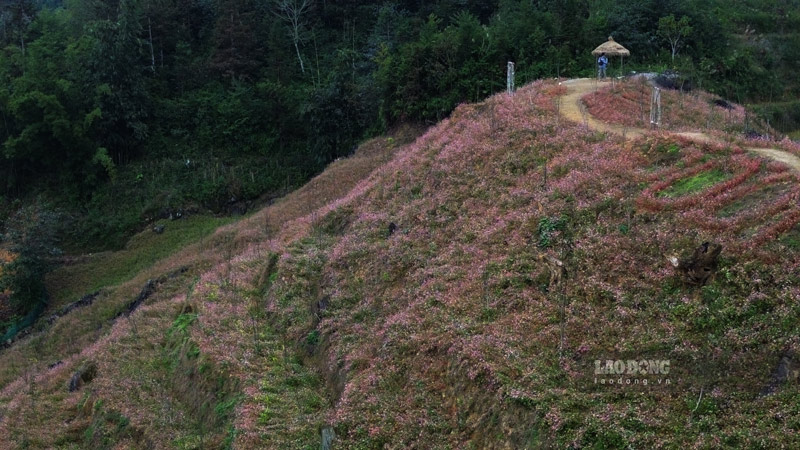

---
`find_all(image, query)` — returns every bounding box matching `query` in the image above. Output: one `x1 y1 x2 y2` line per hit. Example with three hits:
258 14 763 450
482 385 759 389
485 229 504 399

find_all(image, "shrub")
537 215 568 249
0 203 61 338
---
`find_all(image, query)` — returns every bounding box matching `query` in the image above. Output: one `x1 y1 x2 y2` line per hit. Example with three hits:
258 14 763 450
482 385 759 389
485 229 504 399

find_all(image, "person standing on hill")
597 53 608 79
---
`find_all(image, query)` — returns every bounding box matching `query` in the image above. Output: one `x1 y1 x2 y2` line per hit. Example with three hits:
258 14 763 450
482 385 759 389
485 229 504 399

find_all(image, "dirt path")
559 78 800 172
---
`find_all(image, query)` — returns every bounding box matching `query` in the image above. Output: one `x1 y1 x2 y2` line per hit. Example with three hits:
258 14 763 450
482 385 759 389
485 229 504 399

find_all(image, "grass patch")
312 206 353 236
779 223 800 250
46 215 234 305
658 169 728 198
162 310 241 446
81 400 134 450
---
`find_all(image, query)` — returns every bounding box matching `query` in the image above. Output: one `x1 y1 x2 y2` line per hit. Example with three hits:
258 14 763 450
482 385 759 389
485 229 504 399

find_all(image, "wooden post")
507 61 516 95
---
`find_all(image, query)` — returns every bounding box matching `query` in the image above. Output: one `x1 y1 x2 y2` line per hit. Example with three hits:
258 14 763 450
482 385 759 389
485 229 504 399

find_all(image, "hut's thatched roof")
592 37 630 57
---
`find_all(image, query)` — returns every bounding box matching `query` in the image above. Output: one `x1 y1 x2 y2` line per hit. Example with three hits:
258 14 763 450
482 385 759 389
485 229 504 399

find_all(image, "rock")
668 242 722 286
317 296 330 313
176 303 194 315
713 98 733 109
114 279 156 319
745 130 765 140
321 427 336 450
108 269 185 323
153 224 165 234
634 72 659 81
68 361 97 392
48 360 63 370
654 70 692 92
128 280 154 315
48 291 100 324
164 266 190 280
312 296 330 326
761 351 798 396
311 295 331 328
68 372 81 391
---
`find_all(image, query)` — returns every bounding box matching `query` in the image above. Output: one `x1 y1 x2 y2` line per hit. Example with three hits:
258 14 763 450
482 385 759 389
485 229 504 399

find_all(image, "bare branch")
271 0 313 73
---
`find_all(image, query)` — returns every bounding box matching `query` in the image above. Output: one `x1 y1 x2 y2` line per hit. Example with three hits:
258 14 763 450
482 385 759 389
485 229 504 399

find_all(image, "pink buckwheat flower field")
1 79 799 449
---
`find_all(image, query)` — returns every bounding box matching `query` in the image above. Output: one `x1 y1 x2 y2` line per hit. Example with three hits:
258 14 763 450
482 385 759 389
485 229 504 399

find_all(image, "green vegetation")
537 215 569 249
0 0 794 271
162 310 241 448
81 401 134 450
780 224 800 250
46 214 233 305
751 100 800 135
657 14 693 63
658 169 729 198
0 203 60 339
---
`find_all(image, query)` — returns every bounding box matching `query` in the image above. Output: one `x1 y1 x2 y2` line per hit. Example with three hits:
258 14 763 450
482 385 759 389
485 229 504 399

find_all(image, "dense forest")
1 0 800 333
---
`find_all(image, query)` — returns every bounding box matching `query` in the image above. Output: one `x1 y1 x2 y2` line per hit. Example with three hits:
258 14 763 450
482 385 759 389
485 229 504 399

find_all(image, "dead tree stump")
669 242 722 286
539 253 566 288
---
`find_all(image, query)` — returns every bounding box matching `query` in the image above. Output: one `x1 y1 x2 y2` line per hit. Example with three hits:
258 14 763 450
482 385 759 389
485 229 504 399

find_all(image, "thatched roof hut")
592 37 630 57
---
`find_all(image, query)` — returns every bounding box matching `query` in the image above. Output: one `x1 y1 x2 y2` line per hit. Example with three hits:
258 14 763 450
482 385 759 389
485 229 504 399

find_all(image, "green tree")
658 14 693 64
1 9 110 197
1 0 37 53
74 0 151 165
211 0 263 81
0 202 61 337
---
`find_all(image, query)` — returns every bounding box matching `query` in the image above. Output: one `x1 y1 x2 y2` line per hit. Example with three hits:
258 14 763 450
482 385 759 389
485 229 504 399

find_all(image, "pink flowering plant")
583 77 770 135
1 80 799 449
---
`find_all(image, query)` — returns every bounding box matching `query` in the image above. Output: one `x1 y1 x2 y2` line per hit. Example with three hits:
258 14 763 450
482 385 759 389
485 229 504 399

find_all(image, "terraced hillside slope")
1 81 799 449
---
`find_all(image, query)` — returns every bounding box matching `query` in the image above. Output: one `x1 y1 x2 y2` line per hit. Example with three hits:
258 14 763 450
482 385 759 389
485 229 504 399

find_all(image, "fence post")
507 61 516 95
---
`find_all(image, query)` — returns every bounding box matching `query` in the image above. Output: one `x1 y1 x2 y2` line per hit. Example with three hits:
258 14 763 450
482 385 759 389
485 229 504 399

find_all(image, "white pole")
650 87 662 129
507 61 516 95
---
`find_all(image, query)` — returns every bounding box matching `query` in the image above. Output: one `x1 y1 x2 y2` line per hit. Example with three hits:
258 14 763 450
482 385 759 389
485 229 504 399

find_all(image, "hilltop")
1 79 799 448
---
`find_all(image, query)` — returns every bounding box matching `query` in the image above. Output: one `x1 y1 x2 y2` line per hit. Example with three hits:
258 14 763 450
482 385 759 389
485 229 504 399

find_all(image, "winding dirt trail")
559 78 800 172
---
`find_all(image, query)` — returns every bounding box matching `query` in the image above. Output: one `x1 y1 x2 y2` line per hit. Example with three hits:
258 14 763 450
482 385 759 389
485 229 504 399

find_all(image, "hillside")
3 0 800 258
1 80 800 448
